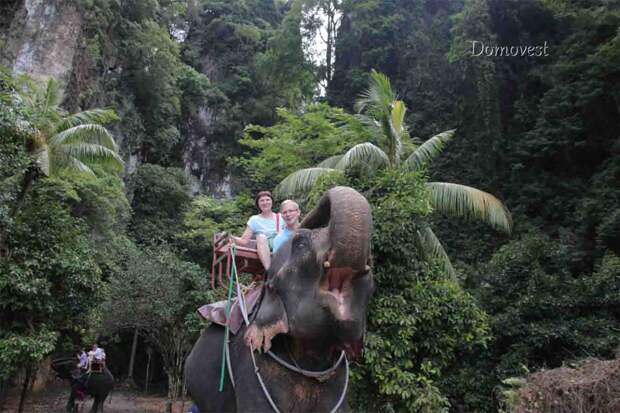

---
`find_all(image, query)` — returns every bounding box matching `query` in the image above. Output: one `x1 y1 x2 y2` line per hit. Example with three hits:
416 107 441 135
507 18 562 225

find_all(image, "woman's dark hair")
254 191 273 211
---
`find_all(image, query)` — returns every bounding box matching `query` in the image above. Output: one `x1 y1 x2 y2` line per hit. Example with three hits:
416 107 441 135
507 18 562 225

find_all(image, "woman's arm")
233 226 253 246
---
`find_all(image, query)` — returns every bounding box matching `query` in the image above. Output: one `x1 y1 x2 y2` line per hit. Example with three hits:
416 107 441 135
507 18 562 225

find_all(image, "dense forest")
1 0 619 411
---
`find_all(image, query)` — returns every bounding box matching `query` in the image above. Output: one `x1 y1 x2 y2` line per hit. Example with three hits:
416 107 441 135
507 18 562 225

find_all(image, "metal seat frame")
210 232 265 289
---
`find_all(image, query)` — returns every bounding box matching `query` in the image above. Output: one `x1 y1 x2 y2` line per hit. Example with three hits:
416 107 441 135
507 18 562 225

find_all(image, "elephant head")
245 186 374 357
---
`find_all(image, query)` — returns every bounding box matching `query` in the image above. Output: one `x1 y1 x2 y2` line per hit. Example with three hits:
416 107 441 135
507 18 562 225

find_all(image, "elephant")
51 357 114 412
185 186 374 412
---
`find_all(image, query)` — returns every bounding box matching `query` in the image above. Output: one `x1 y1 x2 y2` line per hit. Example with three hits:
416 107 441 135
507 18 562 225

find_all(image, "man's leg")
256 234 271 271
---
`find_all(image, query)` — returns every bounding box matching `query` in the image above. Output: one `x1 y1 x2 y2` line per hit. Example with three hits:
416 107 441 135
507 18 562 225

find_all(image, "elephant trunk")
301 186 371 273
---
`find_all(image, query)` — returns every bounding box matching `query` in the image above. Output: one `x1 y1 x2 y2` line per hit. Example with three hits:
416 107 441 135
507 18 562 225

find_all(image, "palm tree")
276 70 511 276
10 77 124 215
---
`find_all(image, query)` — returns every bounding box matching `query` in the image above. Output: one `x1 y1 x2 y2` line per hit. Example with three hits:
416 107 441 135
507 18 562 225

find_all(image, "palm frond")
335 142 389 171
404 129 456 171
350 114 384 143
427 182 513 234
276 167 343 198
61 157 96 176
415 226 456 278
390 100 407 138
43 79 62 113
317 155 344 168
355 70 395 118
353 113 380 129
49 124 119 151
387 99 407 165
55 109 119 133
58 143 124 171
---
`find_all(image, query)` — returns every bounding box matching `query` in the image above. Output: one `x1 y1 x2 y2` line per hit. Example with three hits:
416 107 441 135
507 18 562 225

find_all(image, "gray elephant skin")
185 186 375 412
51 357 114 413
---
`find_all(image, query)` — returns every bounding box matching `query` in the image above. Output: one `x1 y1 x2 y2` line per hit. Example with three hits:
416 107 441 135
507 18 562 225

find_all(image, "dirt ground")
1 379 193 413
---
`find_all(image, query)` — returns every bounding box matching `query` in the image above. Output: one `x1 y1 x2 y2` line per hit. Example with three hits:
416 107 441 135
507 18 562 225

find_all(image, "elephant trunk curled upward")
185 186 374 412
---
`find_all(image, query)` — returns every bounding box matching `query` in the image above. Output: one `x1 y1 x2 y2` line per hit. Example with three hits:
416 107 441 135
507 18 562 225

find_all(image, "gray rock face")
1 0 82 93
0 1 233 196
183 105 233 197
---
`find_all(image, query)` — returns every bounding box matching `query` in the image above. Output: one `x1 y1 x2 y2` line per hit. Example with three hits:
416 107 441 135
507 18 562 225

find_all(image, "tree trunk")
127 328 139 386
145 346 152 393
1 164 38 254
325 3 333 83
10 165 39 219
17 367 32 413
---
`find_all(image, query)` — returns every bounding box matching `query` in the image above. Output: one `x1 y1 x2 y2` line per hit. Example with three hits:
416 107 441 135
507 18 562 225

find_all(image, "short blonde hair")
280 199 299 211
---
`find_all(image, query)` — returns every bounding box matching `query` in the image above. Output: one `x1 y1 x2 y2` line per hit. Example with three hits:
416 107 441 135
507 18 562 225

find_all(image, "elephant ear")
244 285 288 352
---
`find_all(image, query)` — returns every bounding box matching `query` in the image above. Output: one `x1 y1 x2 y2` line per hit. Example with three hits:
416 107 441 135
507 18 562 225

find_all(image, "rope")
266 350 345 382
249 345 349 413
219 245 237 392
221 242 350 412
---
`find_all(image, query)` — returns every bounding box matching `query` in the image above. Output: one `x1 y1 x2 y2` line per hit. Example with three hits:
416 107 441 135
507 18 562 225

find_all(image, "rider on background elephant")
52 351 114 413
186 186 374 412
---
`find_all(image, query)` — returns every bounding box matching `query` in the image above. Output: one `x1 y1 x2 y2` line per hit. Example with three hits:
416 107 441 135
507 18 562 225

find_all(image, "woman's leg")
256 234 271 271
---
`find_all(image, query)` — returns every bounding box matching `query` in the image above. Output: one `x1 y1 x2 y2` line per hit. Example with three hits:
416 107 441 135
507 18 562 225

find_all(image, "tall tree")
0 74 122 257
277 70 512 274
301 0 342 92
101 243 214 401
6 76 122 215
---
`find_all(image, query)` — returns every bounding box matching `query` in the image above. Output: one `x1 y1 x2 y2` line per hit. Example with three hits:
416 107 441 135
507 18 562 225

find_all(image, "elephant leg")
89 396 99 413
98 394 108 412
91 395 109 413
67 388 76 412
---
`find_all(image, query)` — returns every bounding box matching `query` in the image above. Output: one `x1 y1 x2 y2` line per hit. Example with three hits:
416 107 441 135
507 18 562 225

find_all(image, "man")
88 343 106 372
77 348 88 371
272 200 300 253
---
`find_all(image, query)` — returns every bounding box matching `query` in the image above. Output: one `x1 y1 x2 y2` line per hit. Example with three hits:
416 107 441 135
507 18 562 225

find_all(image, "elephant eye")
292 236 306 249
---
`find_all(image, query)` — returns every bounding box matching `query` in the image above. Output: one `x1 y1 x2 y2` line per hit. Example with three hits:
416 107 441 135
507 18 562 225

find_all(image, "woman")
234 191 284 271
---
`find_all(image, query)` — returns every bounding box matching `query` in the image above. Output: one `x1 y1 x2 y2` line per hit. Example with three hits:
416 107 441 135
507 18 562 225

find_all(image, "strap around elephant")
250 345 349 413
266 349 345 382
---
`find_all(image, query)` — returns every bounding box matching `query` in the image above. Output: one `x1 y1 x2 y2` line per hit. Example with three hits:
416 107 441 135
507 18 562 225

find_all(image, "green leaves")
403 129 456 172
355 69 396 118
235 103 370 191
336 142 390 171
99 240 214 399
427 182 513 234
477 231 620 394
354 69 407 168
127 164 191 246
344 168 490 412
6 74 123 181
415 226 456 279
54 108 119 133
277 167 342 199
0 174 108 376
0 330 58 380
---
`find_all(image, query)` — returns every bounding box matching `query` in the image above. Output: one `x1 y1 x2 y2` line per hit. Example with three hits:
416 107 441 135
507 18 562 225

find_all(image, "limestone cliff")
1 0 82 94
0 0 235 196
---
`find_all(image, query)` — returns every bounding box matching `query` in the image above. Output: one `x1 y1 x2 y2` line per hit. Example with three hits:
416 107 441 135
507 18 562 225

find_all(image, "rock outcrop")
1 0 82 94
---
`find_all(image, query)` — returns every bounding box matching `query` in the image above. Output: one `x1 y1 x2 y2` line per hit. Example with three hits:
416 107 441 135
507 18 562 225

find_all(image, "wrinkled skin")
51 358 114 413
186 187 374 412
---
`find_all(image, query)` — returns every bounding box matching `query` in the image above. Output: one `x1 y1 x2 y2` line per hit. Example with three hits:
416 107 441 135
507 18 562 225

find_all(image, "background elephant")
51 357 114 413
185 186 374 412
